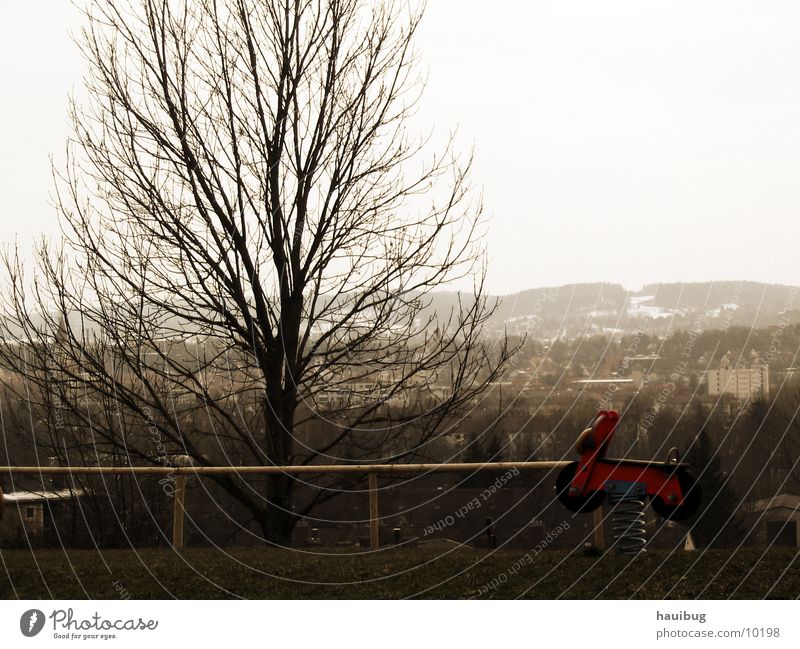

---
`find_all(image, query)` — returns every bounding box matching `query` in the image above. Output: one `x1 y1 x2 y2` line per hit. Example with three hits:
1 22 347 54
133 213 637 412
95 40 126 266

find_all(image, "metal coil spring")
610 494 647 555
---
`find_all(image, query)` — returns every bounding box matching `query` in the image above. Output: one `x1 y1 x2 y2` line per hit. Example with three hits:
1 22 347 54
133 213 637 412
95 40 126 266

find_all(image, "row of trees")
4 371 797 548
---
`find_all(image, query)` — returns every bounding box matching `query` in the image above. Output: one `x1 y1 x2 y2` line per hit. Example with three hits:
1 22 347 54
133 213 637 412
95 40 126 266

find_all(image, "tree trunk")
260 392 297 545
260 473 297 546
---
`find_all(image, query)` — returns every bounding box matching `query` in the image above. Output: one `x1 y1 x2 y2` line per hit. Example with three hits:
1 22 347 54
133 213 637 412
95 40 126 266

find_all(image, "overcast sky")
2 1 799 295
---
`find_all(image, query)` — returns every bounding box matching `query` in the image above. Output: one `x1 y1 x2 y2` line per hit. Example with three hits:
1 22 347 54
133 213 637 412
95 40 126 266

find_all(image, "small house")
0 488 85 547
749 493 800 547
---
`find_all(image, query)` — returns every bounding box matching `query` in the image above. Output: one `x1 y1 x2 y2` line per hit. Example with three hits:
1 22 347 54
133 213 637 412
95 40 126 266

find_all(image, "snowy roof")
2 488 86 503
752 493 800 513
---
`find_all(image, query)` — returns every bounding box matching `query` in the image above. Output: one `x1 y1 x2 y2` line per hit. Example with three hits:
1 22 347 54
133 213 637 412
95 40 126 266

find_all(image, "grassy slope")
1 547 797 599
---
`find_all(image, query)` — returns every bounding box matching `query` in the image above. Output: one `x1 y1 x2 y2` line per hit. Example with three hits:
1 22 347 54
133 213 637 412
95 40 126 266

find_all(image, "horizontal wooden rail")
0 460 569 551
0 461 568 476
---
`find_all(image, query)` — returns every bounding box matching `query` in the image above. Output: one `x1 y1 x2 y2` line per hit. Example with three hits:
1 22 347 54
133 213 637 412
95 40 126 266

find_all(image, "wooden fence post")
593 505 605 551
368 472 379 551
172 476 186 550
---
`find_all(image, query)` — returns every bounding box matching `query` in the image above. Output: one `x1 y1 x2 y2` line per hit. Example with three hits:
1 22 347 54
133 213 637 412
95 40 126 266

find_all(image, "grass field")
1 547 798 599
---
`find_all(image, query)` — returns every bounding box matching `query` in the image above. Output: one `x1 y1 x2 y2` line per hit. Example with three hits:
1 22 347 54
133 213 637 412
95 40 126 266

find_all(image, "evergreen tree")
686 429 747 548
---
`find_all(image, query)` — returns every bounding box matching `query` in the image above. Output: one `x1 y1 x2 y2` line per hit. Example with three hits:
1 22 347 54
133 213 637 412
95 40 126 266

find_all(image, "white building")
706 358 769 401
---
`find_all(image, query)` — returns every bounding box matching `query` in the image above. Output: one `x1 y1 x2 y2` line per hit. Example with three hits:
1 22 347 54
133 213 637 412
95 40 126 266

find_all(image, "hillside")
428 281 800 338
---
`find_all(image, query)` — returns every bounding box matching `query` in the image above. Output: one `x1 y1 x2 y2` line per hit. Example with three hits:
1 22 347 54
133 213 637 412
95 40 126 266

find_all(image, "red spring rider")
556 410 701 520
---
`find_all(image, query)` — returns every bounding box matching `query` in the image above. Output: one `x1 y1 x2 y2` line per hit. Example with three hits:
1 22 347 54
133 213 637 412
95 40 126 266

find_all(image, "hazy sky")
2 1 800 294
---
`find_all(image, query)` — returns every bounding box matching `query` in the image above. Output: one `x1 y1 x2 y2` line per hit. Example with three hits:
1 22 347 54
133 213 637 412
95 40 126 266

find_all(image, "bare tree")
0 0 513 544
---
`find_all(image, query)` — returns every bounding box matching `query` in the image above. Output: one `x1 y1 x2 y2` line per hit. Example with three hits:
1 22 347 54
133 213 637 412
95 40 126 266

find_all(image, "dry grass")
1 547 797 599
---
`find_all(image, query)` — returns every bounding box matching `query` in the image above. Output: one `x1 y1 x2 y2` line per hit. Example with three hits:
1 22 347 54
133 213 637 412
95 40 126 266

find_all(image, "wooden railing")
0 461 569 550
